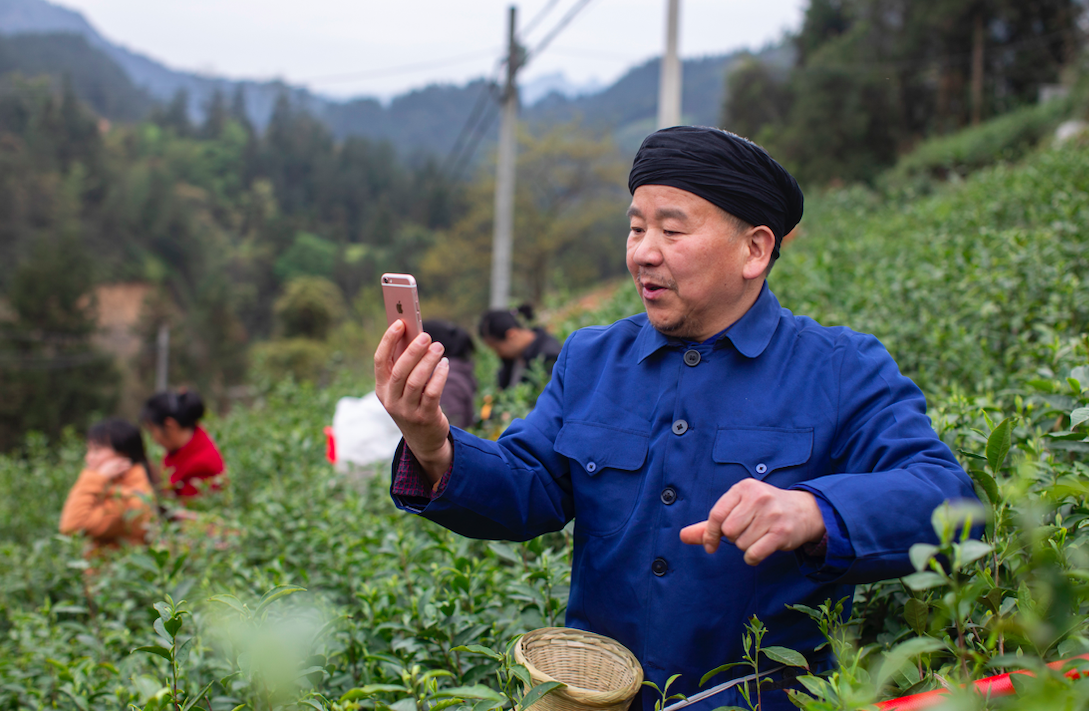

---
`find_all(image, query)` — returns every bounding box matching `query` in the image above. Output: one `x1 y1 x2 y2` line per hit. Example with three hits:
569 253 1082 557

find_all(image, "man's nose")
632 230 664 265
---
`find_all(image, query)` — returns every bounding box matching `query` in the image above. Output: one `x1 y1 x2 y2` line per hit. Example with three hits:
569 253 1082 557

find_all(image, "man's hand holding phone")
374 277 452 487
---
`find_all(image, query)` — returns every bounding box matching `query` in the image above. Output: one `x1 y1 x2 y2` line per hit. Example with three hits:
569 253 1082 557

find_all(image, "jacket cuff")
792 486 855 581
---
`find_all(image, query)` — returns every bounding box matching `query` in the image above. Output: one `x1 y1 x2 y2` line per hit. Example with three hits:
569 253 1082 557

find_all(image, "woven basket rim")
514 627 644 707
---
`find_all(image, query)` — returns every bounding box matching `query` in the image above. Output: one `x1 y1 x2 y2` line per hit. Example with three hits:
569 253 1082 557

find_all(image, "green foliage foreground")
3 139 1089 710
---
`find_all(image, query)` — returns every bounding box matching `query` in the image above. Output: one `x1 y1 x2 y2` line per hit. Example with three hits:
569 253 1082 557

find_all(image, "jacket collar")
635 281 782 362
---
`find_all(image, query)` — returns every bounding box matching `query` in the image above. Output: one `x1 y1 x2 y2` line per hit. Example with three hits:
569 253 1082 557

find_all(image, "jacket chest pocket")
554 421 649 537
710 427 814 495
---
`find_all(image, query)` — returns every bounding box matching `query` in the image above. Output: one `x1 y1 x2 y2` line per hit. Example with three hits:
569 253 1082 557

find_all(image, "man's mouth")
638 271 674 299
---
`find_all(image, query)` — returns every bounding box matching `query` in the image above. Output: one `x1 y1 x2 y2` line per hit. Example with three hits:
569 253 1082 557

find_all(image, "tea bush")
2 139 1089 710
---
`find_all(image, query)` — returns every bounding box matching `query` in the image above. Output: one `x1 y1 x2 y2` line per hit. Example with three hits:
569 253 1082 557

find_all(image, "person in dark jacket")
422 320 477 430
375 126 979 711
478 305 562 390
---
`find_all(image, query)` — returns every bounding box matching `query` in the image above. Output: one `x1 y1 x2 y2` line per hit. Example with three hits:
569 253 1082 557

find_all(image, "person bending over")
375 126 978 711
142 389 225 499
423 319 478 430
60 418 155 552
478 304 562 390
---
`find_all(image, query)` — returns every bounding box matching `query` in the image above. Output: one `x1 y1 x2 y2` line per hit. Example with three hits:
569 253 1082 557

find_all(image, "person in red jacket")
141 389 225 499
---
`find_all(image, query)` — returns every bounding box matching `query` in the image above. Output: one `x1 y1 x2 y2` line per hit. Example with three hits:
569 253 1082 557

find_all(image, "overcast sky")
51 0 806 100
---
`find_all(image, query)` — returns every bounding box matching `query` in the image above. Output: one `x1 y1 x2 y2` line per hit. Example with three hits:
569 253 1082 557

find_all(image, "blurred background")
0 0 1084 449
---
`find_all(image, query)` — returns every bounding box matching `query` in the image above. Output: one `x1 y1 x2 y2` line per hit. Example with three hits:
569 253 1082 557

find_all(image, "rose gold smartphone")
381 273 423 360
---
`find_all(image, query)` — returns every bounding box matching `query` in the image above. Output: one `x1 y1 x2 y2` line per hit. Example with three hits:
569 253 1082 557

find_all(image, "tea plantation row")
2 137 1089 710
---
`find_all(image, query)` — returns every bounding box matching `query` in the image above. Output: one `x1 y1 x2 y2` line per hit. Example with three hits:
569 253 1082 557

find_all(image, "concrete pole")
490 6 519 309
657 0 682 129
155 323 169 392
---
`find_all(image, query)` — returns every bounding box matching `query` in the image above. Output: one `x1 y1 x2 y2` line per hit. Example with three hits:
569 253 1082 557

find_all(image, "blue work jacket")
392 284 976 711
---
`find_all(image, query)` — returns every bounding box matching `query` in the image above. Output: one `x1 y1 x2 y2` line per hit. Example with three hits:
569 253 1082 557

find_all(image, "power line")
450 101 501 182
439 0 605 182
442 80 502 178
300 49 500 85
525 0 599 63
521 0 564 39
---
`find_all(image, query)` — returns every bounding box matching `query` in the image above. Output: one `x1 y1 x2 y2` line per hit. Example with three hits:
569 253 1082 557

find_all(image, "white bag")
331 392 403 471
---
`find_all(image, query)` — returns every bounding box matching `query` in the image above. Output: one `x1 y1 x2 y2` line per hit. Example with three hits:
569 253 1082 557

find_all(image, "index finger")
702 487 744 553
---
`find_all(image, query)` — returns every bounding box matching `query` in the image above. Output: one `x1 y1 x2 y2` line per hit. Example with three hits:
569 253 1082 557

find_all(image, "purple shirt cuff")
391 439 453 502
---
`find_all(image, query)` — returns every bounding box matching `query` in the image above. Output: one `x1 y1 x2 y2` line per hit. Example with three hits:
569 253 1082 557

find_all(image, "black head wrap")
628 126 803 259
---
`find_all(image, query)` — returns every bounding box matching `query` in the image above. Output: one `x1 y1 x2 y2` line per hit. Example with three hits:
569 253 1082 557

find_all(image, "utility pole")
490 6 520 309
657 0 682 129
155 323 169 392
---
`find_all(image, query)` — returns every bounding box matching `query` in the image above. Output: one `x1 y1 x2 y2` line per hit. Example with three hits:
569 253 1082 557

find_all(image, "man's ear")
741 225 776 280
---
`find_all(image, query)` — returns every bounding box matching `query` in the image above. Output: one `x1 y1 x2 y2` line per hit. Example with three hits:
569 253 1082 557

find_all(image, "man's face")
626 185 765 342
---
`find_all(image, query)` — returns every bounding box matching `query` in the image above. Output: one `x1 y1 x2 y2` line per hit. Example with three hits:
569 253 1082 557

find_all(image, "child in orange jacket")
59 418 155 551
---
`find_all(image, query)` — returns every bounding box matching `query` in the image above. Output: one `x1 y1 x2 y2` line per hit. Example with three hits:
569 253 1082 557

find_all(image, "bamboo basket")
513 627 644 711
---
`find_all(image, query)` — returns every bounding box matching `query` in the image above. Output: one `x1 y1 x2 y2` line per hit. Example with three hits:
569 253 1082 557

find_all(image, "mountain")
0 0 793 161
0 32 153 120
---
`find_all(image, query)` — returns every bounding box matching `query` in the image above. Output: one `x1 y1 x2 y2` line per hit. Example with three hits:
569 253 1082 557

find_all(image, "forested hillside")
723 0 1081 183
0 72 633 449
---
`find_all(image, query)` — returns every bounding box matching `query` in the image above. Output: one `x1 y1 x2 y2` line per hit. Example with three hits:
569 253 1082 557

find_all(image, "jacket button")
755 463 768 474
683 349 701 366
652 557 668 576
586 461 597 473
672 419 688 435
660 487 677 505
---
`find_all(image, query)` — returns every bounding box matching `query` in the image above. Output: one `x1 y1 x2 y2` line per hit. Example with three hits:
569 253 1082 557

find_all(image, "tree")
273 276 346 341
419 123 628 320
0 176 119 451
724 0 1085 185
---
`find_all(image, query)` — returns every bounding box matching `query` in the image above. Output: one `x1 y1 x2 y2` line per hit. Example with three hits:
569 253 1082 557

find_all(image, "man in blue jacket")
374 126 977 711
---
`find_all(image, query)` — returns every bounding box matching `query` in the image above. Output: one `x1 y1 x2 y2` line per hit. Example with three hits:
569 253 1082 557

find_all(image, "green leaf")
471 698 500 711
296 666 327 680
132 645 172 661
450 644 504 661
179 680 215 711
957 539 993 566
909 543 938 572
958 450 987 461
874 637 945 691
902 571 945 591
255 585 306 613
164 615 182 638
761 646 808 669
152 618 170 643
152 602 172 621
208 594 246 614
985 417 1013 473
968 467 999 505
511 664 532 690
519 681 566 710
340 685 408 701
1071 408 1089 430
433 685 506 703
700 662 745 687
904 598 929 635
432 699 469 711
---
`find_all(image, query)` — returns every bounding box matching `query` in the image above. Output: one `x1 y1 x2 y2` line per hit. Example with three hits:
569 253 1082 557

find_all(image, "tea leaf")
132 645 172 661
519 681 566 710
985 417 1013 473
762 646 808 669
904 598 928 635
